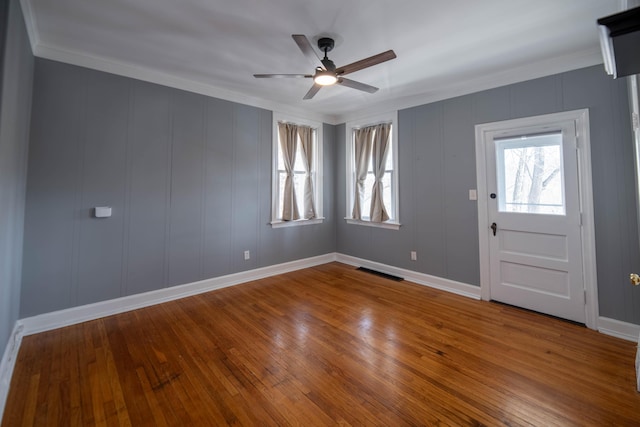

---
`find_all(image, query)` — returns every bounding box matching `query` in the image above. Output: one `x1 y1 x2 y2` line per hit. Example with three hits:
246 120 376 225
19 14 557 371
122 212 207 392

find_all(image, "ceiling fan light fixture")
314 70 338 86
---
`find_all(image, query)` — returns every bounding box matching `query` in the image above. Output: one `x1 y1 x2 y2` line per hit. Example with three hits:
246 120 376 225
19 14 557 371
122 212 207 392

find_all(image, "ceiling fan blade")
292 34 323 68
335 50 397 76
337 78 379 93
253 73 312 78
303 83 322 100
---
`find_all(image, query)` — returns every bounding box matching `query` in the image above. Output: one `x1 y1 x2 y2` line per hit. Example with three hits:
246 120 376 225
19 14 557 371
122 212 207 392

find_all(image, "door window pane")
496 132 565 215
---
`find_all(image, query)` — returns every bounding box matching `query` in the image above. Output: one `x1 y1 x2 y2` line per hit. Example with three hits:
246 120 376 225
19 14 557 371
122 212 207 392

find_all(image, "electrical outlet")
244 250 250 260
410 251 417 261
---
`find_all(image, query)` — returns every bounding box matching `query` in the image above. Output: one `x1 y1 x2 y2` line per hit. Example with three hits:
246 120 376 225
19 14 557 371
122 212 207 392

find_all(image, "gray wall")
21 59 336 317
18 58 640 325
337 65 640 324
0 0 7 101
0 0 33 356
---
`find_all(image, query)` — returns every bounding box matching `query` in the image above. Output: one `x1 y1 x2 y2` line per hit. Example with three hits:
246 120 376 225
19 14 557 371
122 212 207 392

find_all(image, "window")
345 111 399 229
271 113 323 228
495 132 565 215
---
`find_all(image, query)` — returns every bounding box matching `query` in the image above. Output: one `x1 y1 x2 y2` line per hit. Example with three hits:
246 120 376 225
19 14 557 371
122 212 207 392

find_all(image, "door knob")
490 222 497 236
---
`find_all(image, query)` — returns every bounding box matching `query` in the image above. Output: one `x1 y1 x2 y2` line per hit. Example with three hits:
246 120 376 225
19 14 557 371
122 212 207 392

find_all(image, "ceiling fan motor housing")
317 37 335 53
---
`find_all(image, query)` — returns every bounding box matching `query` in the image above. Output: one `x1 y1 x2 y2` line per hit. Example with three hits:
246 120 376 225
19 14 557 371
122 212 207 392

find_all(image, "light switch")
469 189 478 200
94 206 112 218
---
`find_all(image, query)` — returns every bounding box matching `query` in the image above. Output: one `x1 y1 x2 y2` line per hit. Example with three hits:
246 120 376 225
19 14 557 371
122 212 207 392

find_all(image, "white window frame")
271 112 324 228
345 111 400 230
494 131 566 215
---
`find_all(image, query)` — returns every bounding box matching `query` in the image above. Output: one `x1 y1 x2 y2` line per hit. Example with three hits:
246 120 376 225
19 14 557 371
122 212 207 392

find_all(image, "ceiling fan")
254 34 396 100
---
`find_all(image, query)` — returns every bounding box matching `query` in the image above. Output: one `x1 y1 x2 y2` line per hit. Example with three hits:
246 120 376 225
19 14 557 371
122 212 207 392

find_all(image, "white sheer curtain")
278 122 300 220
298 125 316 219
370 123 391 222
351 126 374 220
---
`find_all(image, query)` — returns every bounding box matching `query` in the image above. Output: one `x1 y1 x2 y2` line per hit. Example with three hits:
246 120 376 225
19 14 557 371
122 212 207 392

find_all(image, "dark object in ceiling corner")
597 6 640 78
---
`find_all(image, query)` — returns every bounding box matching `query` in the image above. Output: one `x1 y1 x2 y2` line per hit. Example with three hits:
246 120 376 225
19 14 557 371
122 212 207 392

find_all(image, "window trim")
271 112 324 228
345 111 400 229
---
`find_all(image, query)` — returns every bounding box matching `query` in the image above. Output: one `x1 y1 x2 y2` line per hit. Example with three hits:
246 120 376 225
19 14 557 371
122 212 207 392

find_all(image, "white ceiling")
20 0 623 123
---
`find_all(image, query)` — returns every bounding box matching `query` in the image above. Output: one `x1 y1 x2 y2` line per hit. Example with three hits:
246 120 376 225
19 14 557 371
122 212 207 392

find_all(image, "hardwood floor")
3 262 639 426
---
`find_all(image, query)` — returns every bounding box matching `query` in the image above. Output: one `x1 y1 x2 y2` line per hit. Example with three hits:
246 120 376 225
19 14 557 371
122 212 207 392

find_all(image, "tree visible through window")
496 132 565 215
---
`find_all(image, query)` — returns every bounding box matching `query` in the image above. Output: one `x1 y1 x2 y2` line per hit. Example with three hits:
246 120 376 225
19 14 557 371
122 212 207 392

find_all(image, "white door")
477 113 590 324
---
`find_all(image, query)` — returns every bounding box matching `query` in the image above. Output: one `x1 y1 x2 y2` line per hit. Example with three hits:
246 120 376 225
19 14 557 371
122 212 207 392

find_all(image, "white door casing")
475 109 598 329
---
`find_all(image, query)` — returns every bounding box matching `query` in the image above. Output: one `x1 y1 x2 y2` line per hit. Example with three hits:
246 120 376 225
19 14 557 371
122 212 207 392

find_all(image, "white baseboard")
19 253 337 336
0 322 25 421
14 252 481 339
598 317 640 342
336 254 482 300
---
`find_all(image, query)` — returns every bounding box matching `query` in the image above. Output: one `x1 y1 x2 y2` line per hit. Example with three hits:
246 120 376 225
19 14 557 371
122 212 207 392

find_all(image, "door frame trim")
475 109 598 329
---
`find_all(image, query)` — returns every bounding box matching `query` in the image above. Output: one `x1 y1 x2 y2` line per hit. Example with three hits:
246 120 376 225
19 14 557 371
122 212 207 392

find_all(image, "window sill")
344 218 401 230
271 218 325 228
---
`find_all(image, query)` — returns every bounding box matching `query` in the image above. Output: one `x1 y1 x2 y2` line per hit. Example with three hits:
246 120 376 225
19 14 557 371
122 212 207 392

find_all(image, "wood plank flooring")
3 262 639 426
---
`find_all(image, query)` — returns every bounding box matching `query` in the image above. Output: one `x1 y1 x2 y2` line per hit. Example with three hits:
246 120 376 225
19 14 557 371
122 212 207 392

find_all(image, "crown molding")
18 0 605 126
32 42 339 124
338 47 604 123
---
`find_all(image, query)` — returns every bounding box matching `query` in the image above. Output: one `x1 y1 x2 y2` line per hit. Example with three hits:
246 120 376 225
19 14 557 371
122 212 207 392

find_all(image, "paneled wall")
21 59 336 317
0 0 33 356
19 57 640 325
336 65 640 324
